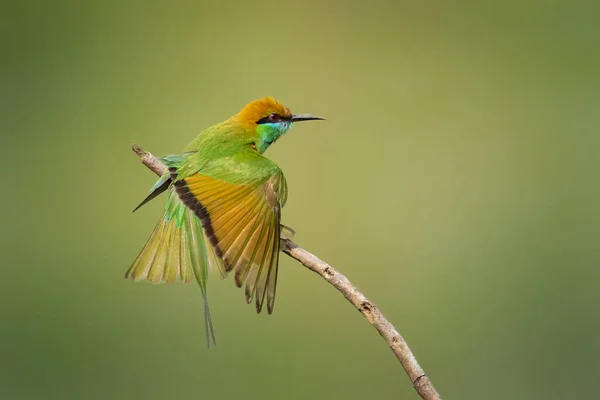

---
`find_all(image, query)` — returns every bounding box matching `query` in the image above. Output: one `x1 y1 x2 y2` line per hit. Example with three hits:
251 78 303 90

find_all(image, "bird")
126 97 324 346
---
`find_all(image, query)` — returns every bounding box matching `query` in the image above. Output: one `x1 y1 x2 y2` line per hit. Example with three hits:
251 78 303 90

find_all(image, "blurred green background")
2 0 599 399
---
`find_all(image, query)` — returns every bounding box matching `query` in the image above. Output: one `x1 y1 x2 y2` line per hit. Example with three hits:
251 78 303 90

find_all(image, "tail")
127 188 223 347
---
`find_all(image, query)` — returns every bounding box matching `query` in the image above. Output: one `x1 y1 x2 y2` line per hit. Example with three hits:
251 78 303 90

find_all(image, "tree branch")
131 143 442 400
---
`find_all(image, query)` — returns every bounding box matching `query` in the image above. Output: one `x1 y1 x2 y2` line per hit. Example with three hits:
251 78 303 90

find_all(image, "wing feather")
253 212 276 313
265 205 282 313
244 220 272 304
147 222 170 283
171 169 285 314
234 212 269 287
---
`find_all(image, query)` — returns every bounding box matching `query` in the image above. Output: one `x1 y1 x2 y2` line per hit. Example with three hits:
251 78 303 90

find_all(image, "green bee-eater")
127 97 323 345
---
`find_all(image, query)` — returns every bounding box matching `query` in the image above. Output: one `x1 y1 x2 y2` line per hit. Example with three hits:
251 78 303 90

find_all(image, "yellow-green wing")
171 170 285 314
126 209 196 283
126 188 224 284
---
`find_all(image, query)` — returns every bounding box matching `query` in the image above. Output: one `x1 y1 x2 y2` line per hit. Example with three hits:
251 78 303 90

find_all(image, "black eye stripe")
256 113 288 124
256 116 272 124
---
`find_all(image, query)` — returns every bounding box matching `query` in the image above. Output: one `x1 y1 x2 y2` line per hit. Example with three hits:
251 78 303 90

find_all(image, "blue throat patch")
257 122 292 153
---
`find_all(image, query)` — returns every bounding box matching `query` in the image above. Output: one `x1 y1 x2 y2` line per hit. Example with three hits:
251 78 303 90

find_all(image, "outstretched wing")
169 166 286 314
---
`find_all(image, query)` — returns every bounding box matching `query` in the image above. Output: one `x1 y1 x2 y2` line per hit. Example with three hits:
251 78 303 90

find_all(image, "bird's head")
234 97 324 153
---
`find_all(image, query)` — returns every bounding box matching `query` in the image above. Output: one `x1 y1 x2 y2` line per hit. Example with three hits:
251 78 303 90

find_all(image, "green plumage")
127 97 323 346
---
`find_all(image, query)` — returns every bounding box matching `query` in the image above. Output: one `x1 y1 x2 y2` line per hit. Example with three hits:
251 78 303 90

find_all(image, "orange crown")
234 97 292 126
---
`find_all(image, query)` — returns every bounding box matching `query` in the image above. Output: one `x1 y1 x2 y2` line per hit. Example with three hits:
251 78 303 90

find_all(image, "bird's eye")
256 113 282 124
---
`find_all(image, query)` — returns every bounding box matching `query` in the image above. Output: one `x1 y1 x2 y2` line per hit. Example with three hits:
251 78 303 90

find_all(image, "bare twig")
132 143 442 400
282 242 441 400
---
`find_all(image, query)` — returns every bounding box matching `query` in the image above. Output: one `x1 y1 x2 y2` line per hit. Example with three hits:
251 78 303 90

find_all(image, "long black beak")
290 114 325 122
